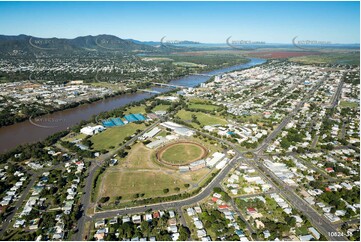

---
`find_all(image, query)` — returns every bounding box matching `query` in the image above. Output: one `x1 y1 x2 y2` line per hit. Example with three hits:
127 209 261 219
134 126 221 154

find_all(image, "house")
167 225 178 233
13 219 26 228
194 206 202 213
94 233 105 241
299 235 314 241
247 207 257 214
202 236 212 241
194 220 204 229
153 211 160 219
171 233 180 241
308 227 320 240
109 217 118 225
145 213 152 221
168 218 177 226
29 218 40 230
263 230 271 239
122 216 130 223
169 210 175 218
197 229 207 238
94 219 105 228
335 210 346 216
53 233 64 240
132 215 142 224
325 167 334 173
186 207 196 216
340 182 353 190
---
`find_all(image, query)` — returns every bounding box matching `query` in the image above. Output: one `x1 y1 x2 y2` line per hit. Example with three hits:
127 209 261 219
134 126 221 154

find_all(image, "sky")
0 1 359 44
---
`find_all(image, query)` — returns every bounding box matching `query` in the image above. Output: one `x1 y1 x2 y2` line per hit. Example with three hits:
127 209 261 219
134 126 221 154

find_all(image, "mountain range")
0 34 162 57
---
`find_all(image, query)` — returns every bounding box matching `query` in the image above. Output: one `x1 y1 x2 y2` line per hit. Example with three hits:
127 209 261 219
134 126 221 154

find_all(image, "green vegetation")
188 103 220 111
160 143 205 164
124 106 146 115
90 123 145 151
100 170 186 201
176 110 227 127
340 101 358 108
289 52 360 65
95 143 211 205
151 104 170 112
198 206 239 240
97 212 177 241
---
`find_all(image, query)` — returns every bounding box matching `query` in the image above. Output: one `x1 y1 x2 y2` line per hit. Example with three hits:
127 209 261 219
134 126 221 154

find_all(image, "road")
73 121 161 240
91 155 240 220
0 163 63 238
0 174 38 237
330 79 344 108
77 73 350 241
254 76 326 155
249 155 346 241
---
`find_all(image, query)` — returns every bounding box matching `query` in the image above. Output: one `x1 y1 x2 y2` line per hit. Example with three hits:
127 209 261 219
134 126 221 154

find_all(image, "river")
0 58 265 153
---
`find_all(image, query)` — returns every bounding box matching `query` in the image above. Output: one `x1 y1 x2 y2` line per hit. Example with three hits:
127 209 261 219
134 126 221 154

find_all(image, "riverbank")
0 58 266 153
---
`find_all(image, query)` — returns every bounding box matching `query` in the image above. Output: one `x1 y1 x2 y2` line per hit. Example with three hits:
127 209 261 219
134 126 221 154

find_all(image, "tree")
178 225 191 241
163 188 169 194
99 196 110 203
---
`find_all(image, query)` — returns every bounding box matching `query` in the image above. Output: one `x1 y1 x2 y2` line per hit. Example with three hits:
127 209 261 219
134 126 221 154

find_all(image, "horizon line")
1 34 360 46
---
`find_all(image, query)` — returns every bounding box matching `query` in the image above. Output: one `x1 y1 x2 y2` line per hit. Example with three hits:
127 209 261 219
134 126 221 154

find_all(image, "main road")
77 72 348 241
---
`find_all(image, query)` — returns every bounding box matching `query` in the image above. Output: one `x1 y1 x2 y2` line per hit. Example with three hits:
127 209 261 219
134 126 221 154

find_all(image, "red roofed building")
325 187 331 192
153 211 160 219
247 207 257 214
325 167 334 173
218 205 229 209
211 197 218 202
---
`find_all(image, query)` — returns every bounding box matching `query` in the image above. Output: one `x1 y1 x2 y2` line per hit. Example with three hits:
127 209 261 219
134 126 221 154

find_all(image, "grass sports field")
90 123 145 151
152 104 170 112
158 142 207 165
124 106 146 115
188 103 220 111
176 110 227 126
340 101 358 108
96 143 211 202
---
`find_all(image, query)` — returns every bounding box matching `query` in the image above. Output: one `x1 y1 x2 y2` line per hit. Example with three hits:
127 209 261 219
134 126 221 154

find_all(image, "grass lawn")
173 61 201 67
100 170 187 200
95 143 214 203
188 103 220 111
296 226 309 235
188 97 209 104
176 110 227 126
340 101 358 108
124 106 146 115
160 143 205 164
157 130 168 137
62 132 87 142
289 52 360 65
152 104 170 112
90 82 125 91
90 123 145 151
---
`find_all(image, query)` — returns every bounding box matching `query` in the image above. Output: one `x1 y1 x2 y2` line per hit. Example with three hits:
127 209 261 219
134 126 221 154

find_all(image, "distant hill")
0 34 160 57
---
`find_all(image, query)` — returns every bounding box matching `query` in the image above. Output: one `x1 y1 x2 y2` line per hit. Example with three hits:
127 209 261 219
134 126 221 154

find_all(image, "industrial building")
160 122 194 137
